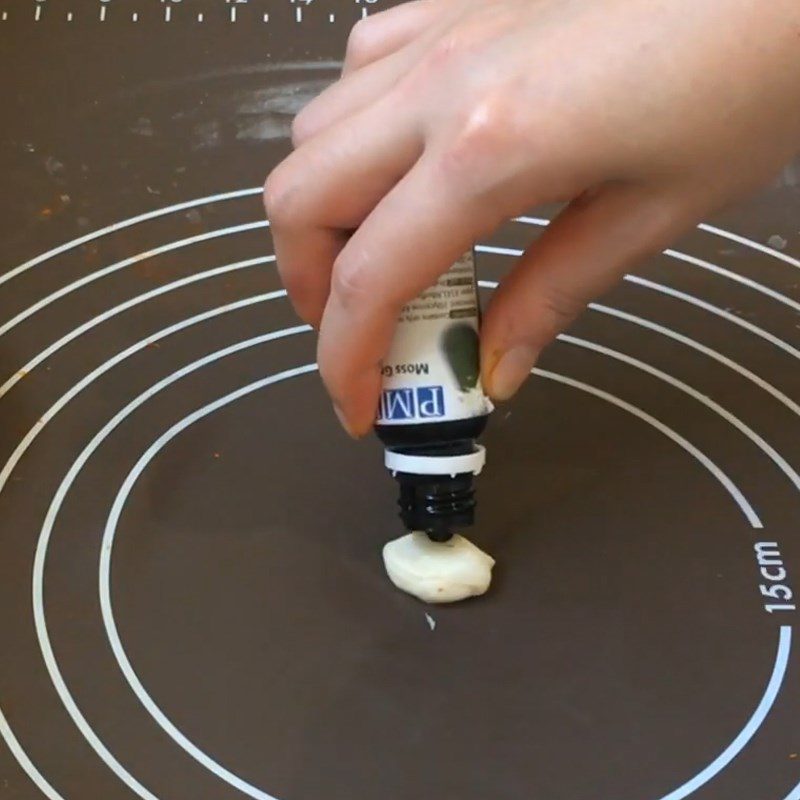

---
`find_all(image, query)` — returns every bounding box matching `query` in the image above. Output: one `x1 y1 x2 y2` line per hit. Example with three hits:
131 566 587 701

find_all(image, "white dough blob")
382 532 495 604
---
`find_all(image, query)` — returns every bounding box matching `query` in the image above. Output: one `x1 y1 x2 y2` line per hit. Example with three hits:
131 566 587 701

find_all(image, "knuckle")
430 22 485 64
437 96 515 181
402 32 469 90
457 100 509 152
263 168 299 229
345 18 377 68
424 15 498 69
425 32 465 70
330 253 371 310
290 110 312 147
290 80 335 146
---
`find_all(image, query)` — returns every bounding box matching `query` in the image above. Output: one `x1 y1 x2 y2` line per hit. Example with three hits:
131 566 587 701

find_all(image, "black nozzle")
394 471 476 542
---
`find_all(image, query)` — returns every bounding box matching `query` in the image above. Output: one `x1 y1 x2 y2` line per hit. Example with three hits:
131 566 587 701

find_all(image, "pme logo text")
377 386 446 421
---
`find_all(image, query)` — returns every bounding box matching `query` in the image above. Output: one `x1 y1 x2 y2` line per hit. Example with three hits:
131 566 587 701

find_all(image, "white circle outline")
2 192 795 291
0 284 787 798
28 310 768 800
0 326 792 797
0 187 264 290
6 296 800 788
0 274 791 792
0 255 275 402
3 209 798 383
2 248 800 510
0 289 290 493
0 220 269 340
12 313 764 800
95 349 788 800
32 330 310 800
0 207 797 799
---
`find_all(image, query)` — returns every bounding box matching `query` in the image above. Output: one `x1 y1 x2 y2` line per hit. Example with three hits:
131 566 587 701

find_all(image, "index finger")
318 153 506 436
265 97 422 327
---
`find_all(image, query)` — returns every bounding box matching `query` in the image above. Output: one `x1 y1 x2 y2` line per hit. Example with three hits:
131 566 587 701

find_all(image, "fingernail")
489 345 538 401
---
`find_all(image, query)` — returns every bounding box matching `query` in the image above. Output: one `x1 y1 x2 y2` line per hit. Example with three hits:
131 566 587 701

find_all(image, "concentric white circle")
94 345 792 800
1 192 798 800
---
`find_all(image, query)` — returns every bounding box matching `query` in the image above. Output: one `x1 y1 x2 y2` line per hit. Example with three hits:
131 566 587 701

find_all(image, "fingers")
342 0 444 75
265 97 423 327
480 182 685 400
292 43 420 147
317 153 507 437
293 1 451 145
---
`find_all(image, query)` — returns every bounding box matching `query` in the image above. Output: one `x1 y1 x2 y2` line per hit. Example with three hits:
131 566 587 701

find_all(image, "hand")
264 0 800 436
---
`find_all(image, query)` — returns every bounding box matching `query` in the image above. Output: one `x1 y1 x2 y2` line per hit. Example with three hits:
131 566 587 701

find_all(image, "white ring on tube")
384 445 486 477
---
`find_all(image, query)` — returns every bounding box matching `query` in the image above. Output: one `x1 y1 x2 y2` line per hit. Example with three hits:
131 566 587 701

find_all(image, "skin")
264 0 800 437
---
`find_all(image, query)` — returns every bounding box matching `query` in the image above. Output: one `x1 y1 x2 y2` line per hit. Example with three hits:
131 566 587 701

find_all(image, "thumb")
481 183 686 401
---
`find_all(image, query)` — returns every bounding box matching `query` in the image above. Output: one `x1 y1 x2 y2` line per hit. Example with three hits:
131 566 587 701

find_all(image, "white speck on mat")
768 234 788 250
425 613 436 631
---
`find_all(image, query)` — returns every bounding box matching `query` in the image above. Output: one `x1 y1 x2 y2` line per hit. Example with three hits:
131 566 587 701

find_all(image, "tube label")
377 251 491 425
